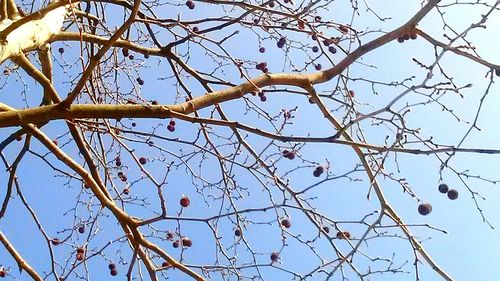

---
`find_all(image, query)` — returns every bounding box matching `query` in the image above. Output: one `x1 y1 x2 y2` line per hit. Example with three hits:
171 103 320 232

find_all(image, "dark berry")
397 37 404 43
495 69 500 77
260 95 267 102
403 34 410 40
328 46 337 54
167 125 175 132
152 100 158 105
76 247 84 254
315 64 322 70
0 269 5 278
58 47 64 54
169 120 176 126
234 228 242 237
438 183 449 194
256 62 267 70
322 226 330 233
418 203 432 216
78 226 85 234
120 174 127 182
136 78 144 85
283 150 295 160
51 238 61 246
298 20 305 30
139 157 147 165
108 263 116 270
128 54 134 60
180 196 190 207
410 32 417 40
123 188 129 195
447 189 459 200
162 261 170 267
173 241 180 248
76 253 84 261
122 48 129 57
110 269 118 276
323 39 332 46
339 25 349 33
277 37 286 48
270 252 279 262
281 219 291 228
186 0 195 9
348 90 355 97
192 26 199 33
315 16 322 22
336 231 351 239
166 231 174 240
182 237 192 247
312 46 319 53
259 47 266 53
144 53 150 59
115 161 122 167
268 1 275 8
313 166 324 177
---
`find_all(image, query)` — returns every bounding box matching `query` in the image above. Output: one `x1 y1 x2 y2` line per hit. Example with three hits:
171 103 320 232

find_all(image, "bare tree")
0 0 498 280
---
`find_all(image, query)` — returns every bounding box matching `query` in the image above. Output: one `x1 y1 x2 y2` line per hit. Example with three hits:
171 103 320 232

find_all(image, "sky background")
1 0 500 280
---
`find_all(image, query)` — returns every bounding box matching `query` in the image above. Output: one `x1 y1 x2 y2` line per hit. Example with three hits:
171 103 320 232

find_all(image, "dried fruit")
336 231 351 239
110 268 118 276
270 252 279 262
166 231 174 240
186 0 195 9
122 48 129 57
139 157 147 165
76 253 84 261
313 166 324 177
447 189 459 200
180 196 190 207
438 183 449 194
277 37 286 48
418 203 432 216
281 218 291 228
182 237 192 247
